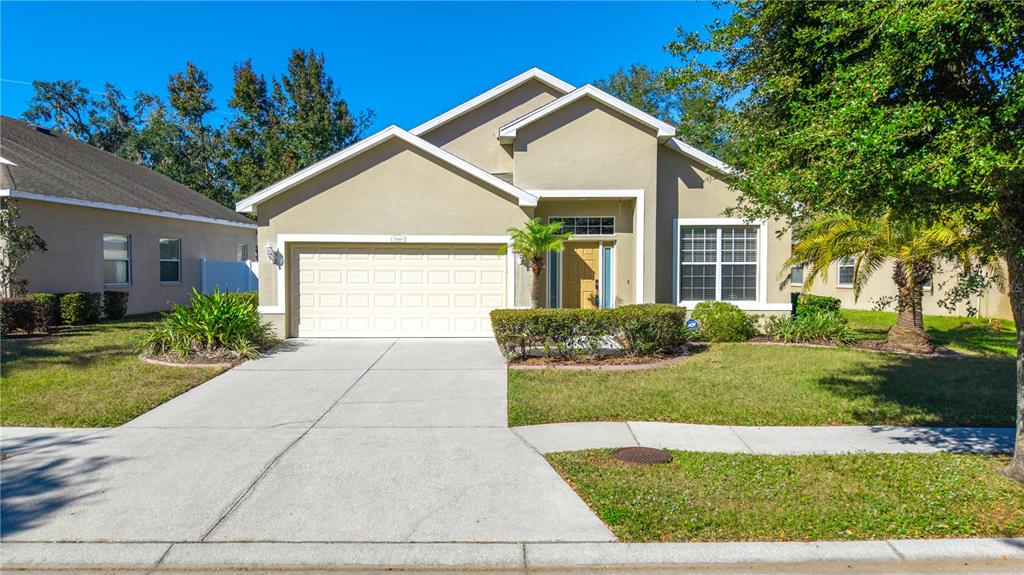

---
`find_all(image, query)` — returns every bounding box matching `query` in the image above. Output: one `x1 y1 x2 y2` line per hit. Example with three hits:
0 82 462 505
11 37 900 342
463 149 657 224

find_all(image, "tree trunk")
887 260 934 353
1003 209 1024 482
530 260 544 309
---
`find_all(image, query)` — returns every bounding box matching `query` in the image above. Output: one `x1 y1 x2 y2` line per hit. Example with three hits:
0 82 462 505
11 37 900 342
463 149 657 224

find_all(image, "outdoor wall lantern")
265 242 284 268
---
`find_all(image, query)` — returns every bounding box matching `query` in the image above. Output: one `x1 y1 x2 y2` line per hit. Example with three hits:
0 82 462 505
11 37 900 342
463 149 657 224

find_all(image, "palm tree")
500 218 573 308
785 212 997 353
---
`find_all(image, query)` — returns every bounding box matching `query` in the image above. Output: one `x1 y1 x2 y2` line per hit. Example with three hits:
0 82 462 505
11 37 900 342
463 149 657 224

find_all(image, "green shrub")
490 305 689 360
490 308 611 360
30 293 62 327
139 288 275 359
1 296 44 334
763 310 856 345
226 291 259 309
612 304 687 355
691 301 757 342
795 294 842 318
60 292 102 325
102 290 129 319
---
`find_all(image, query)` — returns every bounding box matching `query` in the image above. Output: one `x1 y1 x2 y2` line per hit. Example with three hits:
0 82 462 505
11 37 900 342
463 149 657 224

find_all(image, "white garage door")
291 244 507 337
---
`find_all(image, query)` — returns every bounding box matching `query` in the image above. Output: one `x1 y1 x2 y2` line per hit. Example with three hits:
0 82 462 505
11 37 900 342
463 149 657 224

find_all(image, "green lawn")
508 312 1015 428
548 450 1024 542
1 315 225 427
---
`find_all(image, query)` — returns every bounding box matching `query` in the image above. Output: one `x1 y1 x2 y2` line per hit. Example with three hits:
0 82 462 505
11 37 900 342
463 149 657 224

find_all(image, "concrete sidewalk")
3 538 1023 572
513 421 1015 454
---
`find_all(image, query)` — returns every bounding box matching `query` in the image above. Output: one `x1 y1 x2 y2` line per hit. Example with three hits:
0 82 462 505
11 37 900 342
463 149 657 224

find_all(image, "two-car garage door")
290 244 506 337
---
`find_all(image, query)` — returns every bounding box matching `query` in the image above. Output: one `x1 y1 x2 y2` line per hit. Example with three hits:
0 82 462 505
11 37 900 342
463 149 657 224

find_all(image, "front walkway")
0 338 612 544
514 421 1015 454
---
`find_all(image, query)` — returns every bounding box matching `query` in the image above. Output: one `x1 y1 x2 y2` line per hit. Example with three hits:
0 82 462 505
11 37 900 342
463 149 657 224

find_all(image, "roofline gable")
235 126 539 213
664 137 735 175
497 84 677 143
409 68 575 136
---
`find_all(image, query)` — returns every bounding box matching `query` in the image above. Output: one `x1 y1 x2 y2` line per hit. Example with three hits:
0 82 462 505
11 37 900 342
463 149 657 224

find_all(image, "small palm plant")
786 212 997 353
500 218 573 308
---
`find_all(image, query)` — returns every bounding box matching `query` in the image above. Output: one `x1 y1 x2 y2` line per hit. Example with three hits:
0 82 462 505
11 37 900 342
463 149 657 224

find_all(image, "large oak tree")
666 1 1024 477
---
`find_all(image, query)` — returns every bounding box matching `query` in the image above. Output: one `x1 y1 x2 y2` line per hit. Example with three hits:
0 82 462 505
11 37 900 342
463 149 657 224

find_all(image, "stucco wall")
534 199 636 307
656 147 792 306
417 79 563 174
14 198 255 314
512 98 659 301
805 260 1013 319
255 137 532 331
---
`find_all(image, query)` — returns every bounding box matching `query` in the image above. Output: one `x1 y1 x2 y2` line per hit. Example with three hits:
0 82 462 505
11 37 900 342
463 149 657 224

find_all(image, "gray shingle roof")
0 115 253 225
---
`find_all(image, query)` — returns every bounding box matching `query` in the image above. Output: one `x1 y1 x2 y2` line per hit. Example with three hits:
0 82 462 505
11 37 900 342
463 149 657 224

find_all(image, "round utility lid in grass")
612 447 673 465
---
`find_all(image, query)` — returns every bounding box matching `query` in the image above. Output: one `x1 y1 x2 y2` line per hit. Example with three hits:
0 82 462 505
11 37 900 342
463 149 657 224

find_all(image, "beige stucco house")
1 116 257 315
799 259 1012 319
237 68 794 338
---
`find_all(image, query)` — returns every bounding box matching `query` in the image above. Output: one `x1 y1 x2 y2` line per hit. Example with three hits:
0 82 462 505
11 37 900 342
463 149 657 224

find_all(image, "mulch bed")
508 348 692 371
746 336 962 358
139 351 242 369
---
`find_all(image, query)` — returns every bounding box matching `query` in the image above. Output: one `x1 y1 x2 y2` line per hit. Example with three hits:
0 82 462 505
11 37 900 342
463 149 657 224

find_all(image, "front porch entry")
548 242 614 309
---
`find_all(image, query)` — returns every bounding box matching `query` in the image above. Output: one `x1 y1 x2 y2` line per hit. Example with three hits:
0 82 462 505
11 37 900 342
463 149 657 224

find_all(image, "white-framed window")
103 234 131 285
790 263 805 286
237 243 249 262
548 216 615 236
159 238 181 284
678 225 758 302
922 275 933 291
837 256 856 287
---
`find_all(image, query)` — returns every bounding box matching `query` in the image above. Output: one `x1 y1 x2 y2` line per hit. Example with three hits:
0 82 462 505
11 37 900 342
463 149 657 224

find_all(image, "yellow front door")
564 243 599 309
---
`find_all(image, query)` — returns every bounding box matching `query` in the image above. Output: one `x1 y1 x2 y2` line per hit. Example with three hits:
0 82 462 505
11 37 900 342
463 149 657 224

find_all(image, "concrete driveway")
0 339 613 543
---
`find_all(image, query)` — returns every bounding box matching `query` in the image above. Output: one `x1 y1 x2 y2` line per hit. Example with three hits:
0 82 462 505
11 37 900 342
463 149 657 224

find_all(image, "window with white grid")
678 225 759 303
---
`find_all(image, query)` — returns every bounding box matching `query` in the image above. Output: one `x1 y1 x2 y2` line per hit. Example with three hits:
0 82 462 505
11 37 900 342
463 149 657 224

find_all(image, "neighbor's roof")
0 116 254 227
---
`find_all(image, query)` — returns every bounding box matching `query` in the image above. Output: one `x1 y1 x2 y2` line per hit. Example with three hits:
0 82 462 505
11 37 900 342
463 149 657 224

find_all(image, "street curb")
3 538 1023 571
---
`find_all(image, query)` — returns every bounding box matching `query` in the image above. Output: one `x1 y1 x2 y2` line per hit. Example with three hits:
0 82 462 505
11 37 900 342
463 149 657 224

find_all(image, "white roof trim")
529 189 642 199
409 67 575 136
665 137 734 175
234 126 538 213
498 84 677 143
0 189 256 229
0 156 17 166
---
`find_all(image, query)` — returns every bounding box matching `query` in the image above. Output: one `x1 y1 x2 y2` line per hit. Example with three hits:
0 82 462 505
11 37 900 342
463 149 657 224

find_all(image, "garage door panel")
291 244 505 337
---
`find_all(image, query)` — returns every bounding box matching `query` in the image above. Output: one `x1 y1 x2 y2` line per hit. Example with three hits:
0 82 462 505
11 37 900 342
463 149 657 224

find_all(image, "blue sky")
1 1 727 131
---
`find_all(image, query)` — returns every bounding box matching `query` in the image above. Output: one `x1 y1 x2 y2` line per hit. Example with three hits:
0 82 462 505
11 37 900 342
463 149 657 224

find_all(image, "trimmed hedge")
691 301 758 342
795 294 842 318
612 304 687 356
490 304 687 360
102 290 129 320
1 296 45 334
30 293 63 327
60 292 102 325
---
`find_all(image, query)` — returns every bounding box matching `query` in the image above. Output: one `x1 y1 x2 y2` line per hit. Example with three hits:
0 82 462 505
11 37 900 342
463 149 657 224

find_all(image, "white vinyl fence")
200 259 258 293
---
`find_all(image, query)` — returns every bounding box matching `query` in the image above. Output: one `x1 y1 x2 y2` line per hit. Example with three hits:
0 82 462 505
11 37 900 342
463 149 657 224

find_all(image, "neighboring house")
237 68 793 338
0 116 257 315
798 259 1012 319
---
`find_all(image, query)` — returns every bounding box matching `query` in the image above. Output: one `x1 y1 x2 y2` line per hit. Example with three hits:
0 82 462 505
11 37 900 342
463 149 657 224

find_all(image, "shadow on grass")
818 353 1016 427
0 432 122 537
